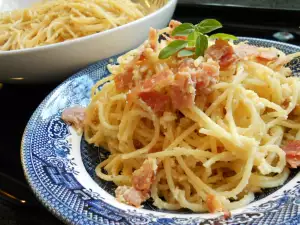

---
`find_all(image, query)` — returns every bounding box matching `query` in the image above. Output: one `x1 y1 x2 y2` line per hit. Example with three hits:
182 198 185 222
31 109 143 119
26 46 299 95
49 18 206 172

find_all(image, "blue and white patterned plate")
21 38 300 225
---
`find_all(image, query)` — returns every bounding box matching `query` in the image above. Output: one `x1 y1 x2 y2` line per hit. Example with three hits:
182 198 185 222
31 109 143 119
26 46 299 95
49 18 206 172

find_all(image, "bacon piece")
282 140 300 168
178 58 194 73
129 59 219 111
173 36 188 41
115 186 149 207
169 20 182 29
206 194 223 213
272 55 293 69
205 40 237 70
114 68 134 91
139 91 171 115
142 70 174 91
219 53 237 69
217 147 225 153
127 70 174 106
193 61 219 94
234 43 258 59
195 81 205 90
133 140 143 149
132 158 158 192
206 194 231 218
224 209 231 219
257 49 278 61
235 43 279 64
115 158 157 207
291 105 300 116
61 106 85 131
149 27 157 51
170 84 194 109
173 59 219 107
202 61 219 77
179 59 219 92
282 99 290 109
170 72 195 109
149 147 162 153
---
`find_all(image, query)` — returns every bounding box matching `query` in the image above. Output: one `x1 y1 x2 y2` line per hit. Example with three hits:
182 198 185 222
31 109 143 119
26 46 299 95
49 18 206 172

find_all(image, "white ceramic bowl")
0 0 177 83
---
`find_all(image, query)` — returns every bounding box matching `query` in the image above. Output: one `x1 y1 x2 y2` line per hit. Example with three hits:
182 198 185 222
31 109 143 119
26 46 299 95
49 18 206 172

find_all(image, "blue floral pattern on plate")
21 38 300 225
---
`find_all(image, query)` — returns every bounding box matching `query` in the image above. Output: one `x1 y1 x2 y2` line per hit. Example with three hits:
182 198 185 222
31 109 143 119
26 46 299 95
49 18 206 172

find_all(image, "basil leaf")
187 31 201 47
178 49 194 57
158 40 188 59
172 23 195 36
210 33 238 41
195 34 208 57
196 19 222 34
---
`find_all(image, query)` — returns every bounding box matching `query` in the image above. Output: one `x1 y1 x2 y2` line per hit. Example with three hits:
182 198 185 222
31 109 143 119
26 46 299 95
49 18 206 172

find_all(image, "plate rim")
21 37 300 225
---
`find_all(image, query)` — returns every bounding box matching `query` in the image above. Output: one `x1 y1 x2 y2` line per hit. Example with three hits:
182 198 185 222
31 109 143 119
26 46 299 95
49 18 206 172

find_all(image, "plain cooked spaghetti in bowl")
62 20 300 215
0 0 147 51
0 0 176 83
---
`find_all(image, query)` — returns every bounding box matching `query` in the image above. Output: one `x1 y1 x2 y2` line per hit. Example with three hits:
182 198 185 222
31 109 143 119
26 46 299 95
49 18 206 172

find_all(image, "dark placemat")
0 196 64 225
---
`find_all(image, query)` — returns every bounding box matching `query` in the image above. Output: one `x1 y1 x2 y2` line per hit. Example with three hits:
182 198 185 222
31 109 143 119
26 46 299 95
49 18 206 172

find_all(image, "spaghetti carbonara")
62 20 300 215
0 0 146 51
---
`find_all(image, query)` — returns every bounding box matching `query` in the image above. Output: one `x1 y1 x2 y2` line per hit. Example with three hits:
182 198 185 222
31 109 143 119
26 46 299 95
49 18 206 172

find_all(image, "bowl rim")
0 0 177 56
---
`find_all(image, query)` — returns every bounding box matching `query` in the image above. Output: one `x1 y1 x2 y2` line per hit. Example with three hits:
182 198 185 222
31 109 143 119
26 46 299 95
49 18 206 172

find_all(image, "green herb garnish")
195 33 208 57
210 33 238 41
172 23 194 36
158 19 238 59
195 19 222 34
177 49 194 57
159 40 188 59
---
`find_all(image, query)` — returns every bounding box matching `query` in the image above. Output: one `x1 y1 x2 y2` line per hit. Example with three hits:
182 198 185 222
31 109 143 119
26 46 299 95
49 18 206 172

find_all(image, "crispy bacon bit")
282 140 300 168
178 58 194 72
257 49 278 61
133 140 143 149
201 62 219 77
170 84 194 109
115 186 149 207
127 69 174 106
173 36 188 41
149 147 162 153
149 27 157 51
178 59 219 96
115 158 157 207
142 69 174 91
139 91 171 114
272 55 293 69
217 147 225 153
136 53 146 66
234 43 258 59
196 81 205 90
169 20 182 29
61 106 85 131
206 194 223 213
194 62 219 94
223 209 231 219
291 105 300 116
132 158 158 192
127 58 219 112
235 43 279 64
205 40 237 70
282 99 290 109
170 71 195 109
219 53 237 69
114 68 134 91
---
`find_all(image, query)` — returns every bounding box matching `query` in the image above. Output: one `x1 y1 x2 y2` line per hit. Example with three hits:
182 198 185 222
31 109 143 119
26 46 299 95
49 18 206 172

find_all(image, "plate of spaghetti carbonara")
22 19 300 225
